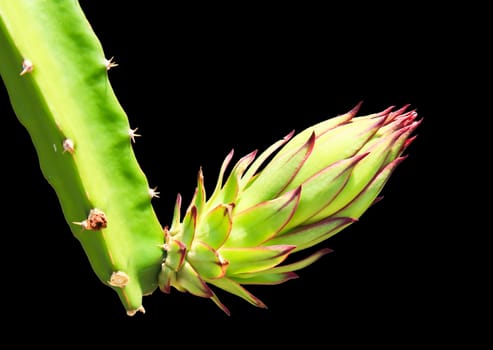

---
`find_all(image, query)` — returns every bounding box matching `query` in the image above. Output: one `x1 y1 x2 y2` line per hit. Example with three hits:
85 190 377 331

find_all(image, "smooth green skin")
0 1 164 313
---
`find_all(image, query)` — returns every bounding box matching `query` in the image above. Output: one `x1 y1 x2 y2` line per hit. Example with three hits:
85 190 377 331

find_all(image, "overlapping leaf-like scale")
334 156 407 219
208 277 267 308
225 187 301 247
207 150 257 208
290 116 387 186
284 153 368 230
237 133 315 209
219 245 296 275
195 203 232 249
277 102 361 153
174 262 213 298
187 240 228 279
231 271 299 285
268 217 356 251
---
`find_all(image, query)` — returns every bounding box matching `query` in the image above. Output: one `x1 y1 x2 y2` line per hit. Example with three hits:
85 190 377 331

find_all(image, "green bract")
159 103 420 314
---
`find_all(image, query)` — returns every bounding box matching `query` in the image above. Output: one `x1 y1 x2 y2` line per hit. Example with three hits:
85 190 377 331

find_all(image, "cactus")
0 1 420 316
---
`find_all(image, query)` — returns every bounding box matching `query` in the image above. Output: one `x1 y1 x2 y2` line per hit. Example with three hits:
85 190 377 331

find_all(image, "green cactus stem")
0 1 164 315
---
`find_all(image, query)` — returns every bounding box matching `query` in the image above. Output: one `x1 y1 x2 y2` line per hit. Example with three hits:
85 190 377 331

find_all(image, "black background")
1 1 469 345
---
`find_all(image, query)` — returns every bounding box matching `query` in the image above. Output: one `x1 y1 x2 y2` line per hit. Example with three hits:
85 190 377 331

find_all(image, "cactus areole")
0 1 421 316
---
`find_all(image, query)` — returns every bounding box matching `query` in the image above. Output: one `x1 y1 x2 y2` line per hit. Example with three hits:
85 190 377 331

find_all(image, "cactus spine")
0 1 164 315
